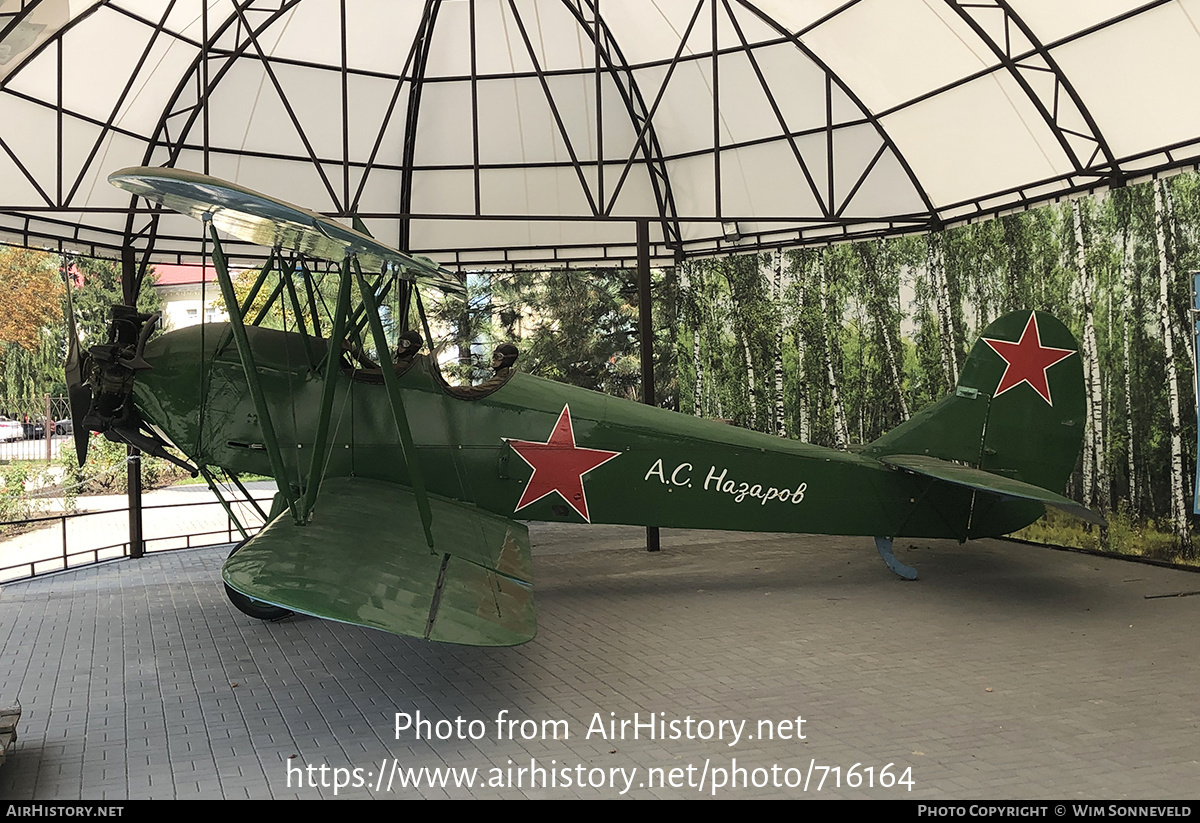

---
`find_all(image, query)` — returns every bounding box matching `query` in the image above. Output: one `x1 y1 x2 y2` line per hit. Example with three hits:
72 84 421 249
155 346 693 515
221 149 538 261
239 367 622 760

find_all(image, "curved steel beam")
590 1 705 238
399 0 442 251
562 0 685 256
720 0 830 218
737 0 939 226
64 1 179 206
942 0 1117 176
0 0 102 91
231 2 342 213
118 1 302 294
349 0 440 218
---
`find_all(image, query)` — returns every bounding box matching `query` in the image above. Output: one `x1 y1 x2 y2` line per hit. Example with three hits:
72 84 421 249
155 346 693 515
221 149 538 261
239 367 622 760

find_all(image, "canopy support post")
637 218 660 552
121 244 145 559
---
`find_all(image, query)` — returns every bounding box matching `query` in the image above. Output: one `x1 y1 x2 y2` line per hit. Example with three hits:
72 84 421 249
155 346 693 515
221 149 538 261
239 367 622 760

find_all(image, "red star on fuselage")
982 312 1076 405
507 405 620 522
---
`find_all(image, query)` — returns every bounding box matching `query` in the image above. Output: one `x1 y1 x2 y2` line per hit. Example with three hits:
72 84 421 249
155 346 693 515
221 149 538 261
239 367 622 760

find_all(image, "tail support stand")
874 536 918 580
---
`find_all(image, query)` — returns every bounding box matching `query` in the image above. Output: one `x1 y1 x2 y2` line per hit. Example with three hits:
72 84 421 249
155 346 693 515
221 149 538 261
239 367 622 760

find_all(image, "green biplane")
67 167 1101 647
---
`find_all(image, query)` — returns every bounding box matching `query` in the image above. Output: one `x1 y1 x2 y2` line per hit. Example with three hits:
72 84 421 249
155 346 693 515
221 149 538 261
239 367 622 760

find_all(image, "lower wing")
222 477 536 646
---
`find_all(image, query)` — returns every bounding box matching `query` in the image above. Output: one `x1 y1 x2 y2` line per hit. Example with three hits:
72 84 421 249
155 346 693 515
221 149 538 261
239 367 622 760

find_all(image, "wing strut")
207 219 301 524
198 465 253 540
299 253 354 521
239 248 276 321
354 259 436 550
281 259 319 371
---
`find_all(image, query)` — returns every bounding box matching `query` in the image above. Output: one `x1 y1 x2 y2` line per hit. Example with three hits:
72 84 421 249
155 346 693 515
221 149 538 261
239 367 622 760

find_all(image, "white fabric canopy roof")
1 0 1199 268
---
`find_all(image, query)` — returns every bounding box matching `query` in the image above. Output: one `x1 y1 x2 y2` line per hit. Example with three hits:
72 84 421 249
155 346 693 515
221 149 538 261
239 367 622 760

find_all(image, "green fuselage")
134 324 1040 540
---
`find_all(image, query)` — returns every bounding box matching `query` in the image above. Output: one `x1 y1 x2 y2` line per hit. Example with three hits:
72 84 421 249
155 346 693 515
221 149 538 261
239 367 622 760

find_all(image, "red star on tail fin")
982 312 1076 405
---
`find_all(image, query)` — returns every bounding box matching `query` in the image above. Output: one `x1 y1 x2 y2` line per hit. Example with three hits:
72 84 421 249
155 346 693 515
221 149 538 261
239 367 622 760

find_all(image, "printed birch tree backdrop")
677 174 1200 562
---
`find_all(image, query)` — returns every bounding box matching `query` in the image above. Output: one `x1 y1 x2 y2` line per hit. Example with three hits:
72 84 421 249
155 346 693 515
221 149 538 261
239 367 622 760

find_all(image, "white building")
152 264 230 331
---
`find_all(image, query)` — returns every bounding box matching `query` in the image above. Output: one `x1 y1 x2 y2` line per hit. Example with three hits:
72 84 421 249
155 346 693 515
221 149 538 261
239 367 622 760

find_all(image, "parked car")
55 419 73 435
22 420 46 439
0 417 22 442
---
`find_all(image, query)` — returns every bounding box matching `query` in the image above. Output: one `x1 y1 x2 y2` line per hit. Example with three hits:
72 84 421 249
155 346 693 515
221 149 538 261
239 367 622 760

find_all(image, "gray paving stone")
0 527 1197 799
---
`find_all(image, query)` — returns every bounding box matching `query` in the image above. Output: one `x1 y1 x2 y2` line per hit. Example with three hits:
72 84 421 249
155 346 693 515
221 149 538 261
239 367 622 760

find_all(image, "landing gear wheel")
224 539 293 620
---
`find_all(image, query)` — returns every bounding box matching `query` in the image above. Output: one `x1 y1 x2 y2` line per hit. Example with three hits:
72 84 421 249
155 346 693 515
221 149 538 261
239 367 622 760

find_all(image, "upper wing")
108 166 465 296
222 477 535 646
877 453 1106 527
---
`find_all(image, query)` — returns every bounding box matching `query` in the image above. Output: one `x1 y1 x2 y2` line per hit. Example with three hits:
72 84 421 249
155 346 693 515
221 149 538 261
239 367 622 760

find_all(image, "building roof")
152 264 217 287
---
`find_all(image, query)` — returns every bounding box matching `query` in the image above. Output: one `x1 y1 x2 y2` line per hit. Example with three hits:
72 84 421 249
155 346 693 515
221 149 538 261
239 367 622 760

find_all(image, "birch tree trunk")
1073 200 1108 512
1154 179 1191 551
794 253 810 442
820 251 850 448
1121 224 1139 515
928 235 957 389
706 264 724 419
863 240 909 422
722 259 759 431
877 305 909 420
1164 182 1198 380
796 323 809 442
771 251 787 437
856 297 867 444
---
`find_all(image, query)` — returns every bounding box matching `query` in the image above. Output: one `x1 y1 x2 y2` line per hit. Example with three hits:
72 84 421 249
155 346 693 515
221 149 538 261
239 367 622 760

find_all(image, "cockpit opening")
342 330 425 383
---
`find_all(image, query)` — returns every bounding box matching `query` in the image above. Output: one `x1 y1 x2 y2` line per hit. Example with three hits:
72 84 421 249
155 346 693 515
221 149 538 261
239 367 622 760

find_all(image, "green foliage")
0 462 34 525
0 460 63 528
70 256 163 343
520 269 641 397
0 247 66 398
433 267 676 404
0 248 163 402
2 334 67 398
56 433 192 496
1011 506 1198 566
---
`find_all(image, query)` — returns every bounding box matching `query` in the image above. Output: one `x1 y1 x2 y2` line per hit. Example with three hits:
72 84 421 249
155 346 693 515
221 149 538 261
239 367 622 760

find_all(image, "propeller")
63 297 199 477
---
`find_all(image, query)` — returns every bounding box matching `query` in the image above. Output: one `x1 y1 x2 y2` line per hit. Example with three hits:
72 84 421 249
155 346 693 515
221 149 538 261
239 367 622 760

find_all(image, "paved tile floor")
0 526 1197 799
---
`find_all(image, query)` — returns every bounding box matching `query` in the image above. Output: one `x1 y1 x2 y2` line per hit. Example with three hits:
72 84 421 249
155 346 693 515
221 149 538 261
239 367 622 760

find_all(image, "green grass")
1011 505 1200 566
170 472 272 487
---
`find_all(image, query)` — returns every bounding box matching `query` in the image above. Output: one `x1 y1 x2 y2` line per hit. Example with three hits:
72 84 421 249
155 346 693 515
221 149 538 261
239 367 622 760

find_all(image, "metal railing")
0 495 272 582
0 395 71 462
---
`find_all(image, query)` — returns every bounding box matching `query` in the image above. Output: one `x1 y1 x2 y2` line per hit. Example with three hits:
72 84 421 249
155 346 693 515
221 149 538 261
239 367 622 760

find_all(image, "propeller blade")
62 275 92 467
105 422 198 477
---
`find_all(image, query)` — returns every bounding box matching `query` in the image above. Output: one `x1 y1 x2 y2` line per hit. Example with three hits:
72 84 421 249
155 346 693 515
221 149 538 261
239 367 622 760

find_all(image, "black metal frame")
0 0 1192 269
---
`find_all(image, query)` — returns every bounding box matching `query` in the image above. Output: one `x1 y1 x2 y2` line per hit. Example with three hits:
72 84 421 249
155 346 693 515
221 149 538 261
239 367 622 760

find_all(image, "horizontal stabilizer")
878 453 1106 527
222 477 535 646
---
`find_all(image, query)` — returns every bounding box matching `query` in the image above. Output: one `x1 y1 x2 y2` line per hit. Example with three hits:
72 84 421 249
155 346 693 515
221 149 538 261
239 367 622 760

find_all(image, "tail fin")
865 310 1092 529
